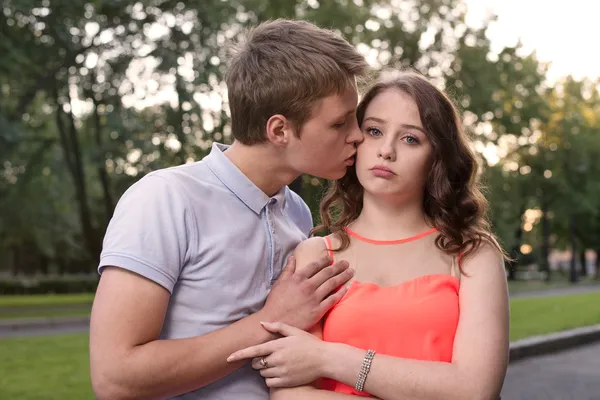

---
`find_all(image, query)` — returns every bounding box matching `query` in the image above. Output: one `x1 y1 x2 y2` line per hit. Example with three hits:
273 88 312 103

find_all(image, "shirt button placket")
268 199 278 283
269 199 276 234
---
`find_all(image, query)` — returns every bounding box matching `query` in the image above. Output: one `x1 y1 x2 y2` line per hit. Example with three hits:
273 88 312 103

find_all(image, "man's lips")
344 152 356 166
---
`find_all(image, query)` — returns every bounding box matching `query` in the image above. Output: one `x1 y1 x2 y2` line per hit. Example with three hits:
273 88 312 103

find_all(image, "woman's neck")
350 191 432 240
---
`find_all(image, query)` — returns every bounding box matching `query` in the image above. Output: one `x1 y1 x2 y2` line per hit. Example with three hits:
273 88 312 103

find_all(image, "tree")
2 0 598 278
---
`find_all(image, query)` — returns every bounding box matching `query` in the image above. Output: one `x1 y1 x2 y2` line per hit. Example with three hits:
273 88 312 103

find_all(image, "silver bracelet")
354 349 376 392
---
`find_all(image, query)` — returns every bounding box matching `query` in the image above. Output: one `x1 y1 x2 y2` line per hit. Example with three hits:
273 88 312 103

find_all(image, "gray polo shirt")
98 142 312 399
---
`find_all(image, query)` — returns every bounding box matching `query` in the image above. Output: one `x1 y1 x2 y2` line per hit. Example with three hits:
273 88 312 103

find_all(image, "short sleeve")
98 173 195 294
298 200 314 235
285 189 314 236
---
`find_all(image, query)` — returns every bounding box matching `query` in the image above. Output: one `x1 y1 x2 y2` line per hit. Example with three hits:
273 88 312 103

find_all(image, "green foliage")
1 0 599 279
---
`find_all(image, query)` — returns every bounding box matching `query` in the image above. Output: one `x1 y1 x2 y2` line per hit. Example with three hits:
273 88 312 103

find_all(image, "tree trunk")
579 249 587 278
10 246 18 275
55 88 100 262
53 240 66 275
92 95 115 225
569 215 578 283
507 245 519 281
39 253 49 275
540 201 551 281
507 204 526 281
595 249 600 280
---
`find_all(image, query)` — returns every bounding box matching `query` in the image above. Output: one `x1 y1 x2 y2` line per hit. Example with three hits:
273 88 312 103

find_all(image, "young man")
90 19 369 400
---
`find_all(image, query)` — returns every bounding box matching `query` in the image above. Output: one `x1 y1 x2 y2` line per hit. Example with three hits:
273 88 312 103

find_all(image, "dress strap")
451 250 463 283
323 236 335 263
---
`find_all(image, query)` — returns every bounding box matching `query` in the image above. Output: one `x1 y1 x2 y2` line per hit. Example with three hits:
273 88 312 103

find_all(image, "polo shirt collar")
204 142 287 214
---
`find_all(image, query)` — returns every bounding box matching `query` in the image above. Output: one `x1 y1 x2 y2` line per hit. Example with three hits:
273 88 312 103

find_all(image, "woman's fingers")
259 367 281 378
260 321 304 337
227 341 275 362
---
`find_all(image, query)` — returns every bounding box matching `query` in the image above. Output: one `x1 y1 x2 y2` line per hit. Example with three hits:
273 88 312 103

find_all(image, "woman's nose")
378 144 396 161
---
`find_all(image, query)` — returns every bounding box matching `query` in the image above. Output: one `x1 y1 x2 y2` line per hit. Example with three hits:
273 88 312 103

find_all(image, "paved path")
510 283 600 298
501 341 600 399
0 304 90 316
0 316 90 339
0 324 89 338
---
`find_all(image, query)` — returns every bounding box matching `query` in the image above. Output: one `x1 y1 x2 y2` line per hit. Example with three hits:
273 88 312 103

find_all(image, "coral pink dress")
319 227 460 396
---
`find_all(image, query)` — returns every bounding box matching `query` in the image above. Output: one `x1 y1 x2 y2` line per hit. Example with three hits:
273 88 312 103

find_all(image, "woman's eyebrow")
363 116 386 124
364 116 426 134
401 124 427 134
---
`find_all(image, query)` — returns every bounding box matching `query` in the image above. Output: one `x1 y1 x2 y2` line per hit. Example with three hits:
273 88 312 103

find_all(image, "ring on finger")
260 357 268 368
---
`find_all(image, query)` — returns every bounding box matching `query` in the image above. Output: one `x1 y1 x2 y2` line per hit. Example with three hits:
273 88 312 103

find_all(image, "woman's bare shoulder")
324 232 343 250
292 236 329 265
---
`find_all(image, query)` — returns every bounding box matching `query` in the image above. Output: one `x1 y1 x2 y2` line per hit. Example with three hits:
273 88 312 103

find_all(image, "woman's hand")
227 321 331 388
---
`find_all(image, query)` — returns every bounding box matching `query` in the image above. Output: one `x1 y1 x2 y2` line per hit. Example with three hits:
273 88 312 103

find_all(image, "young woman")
228 71 510 400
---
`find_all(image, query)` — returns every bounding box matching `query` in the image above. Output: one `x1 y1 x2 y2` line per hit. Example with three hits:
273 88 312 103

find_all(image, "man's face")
285 84 363 180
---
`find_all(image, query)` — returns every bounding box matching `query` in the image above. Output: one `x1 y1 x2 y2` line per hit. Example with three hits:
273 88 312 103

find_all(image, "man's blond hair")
226 19 369 145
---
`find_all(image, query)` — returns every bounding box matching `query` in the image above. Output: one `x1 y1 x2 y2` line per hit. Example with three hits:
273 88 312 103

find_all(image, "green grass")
0 333 93 400
0 293 93 320
0 293 94 308
509 290 600 341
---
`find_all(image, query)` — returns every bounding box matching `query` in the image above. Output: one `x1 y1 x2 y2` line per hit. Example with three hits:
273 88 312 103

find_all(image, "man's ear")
266 114 295 147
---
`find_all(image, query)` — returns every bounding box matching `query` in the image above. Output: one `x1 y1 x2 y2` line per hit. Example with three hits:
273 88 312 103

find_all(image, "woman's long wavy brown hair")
312 71 506 265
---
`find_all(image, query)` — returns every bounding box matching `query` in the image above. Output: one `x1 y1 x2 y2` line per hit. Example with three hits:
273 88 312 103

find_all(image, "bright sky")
464 0 600 82
77 1 600 123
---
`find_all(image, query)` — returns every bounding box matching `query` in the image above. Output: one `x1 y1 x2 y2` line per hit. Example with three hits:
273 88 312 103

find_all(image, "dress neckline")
344 226 438 245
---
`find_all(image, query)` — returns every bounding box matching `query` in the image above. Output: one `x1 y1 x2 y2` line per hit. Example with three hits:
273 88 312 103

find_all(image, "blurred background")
1 1 599 399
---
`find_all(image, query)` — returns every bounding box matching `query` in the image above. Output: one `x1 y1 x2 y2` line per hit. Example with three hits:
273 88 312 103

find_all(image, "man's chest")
165 207 307 334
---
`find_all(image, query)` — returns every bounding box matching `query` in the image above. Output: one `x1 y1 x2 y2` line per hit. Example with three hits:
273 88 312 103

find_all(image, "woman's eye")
333 121 346 128
366 127 382 136
404 135 419 144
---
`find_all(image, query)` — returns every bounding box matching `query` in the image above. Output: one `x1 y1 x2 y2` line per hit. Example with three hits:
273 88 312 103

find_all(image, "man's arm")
90 257 352 400
89 174 354 400
90 266 270 399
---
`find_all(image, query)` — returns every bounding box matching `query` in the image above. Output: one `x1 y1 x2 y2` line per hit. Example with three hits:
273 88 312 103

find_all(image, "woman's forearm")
271 386 382 399
322 343 502 400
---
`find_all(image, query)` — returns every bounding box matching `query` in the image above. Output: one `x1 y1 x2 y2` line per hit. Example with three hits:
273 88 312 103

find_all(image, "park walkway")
510 282 600 298
501 341 600 399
